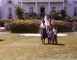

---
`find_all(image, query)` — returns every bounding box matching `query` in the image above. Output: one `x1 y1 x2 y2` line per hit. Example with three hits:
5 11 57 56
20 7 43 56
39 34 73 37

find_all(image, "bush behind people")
9 20 72 33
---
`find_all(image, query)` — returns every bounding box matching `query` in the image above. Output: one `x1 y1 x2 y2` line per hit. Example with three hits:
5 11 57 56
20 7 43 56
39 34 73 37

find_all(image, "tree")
15 5 24 19
24 12 37 20
48 10 61 20
61 10 66 19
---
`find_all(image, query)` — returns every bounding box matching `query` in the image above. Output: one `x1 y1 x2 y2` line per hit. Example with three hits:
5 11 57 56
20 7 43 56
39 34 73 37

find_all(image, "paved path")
0 27 5 29
0 27 7 33
20 33 68 37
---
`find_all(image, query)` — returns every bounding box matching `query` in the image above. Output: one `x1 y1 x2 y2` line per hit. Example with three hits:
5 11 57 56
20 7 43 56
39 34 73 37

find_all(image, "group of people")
40 19 58 45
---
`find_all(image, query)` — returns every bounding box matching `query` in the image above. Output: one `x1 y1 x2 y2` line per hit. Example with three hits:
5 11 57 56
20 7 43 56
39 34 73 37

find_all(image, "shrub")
70 16 77 22
0 18 18 27
0 20 4 27
54 21 72 32
60 10 66 19
15 5 24 19
9 20 41 33
64 16 71 21
23 12 37 20
48 10 61 20
9 20 72 33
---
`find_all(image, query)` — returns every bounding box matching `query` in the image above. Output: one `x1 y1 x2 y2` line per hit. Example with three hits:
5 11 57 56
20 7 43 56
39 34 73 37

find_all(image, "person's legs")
43 38 45 44
51 35 52 43
41 36 43 44
41 39 43 44
54 35 57 44
55 35 57 44
50 38 51 44
52 35 54 44
52 32 54 44
48 38 50 44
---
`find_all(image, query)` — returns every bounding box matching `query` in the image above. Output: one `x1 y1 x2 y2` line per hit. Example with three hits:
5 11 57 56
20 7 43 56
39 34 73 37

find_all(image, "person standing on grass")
40 20 47 44
47 19 53 44
47 29 52 44
53 27 58 44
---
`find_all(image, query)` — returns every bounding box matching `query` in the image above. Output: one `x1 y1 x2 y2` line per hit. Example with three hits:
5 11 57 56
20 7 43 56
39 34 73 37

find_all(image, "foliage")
71 16 77 20
23 12 37 20
0 18 18 27
0 20 4 27
9 20 72 33
15 5 24 19
48 10 71 21
64 16 71 21
9 20 41 33
54 21 72 32
48 10 61 20
60 10 66 19
1 18 18 22
70 16 77 22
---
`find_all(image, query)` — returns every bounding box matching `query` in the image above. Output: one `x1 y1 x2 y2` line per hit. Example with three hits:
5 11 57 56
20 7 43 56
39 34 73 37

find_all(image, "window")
64 7 66 10
8 0 12 4
52 7 56 11
30 7 33 13
74 7 77 16
9 8 12 18
64 0 68 3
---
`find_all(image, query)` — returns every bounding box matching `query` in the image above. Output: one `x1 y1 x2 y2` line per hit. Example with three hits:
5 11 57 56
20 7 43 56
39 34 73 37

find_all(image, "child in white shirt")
53 27 58 44
47 29 52 44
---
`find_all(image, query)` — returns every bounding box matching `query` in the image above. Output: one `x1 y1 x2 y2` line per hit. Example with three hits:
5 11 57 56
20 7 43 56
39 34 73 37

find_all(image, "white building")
0 0 77 19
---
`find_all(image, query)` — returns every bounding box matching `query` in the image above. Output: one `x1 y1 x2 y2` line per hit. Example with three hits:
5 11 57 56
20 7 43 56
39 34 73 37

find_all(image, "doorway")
40 7 45 13
40 7 45 18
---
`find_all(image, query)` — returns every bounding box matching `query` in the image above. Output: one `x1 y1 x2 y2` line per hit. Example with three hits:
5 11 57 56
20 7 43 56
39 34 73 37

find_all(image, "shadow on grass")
0 39 4 41
44 43 65 46
54 44 65 46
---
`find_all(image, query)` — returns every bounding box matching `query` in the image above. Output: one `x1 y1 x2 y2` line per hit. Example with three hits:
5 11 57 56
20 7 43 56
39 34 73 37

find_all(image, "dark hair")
42 20 45 22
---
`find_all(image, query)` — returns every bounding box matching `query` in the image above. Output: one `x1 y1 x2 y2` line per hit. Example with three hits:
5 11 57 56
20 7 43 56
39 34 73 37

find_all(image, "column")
48 2 50 14
21 0 23 8
2 3 4 19
35 2 37 14
63 0 65 10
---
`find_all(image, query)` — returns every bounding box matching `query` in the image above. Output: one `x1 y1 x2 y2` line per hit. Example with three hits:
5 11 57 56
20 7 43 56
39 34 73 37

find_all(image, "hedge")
9 20 41 33
54 21 72 32
0 19 18 27
9 20 72 33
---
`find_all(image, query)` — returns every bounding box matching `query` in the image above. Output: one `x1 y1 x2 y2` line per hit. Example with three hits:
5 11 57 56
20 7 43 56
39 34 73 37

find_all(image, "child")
53 27 58 44
47 29 52 44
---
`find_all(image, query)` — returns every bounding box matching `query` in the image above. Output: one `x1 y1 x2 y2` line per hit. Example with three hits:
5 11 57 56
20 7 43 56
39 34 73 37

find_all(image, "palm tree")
15 5 24 19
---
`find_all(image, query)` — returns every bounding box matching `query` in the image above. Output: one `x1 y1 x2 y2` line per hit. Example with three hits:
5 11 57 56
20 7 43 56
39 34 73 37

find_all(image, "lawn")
0 32 77 60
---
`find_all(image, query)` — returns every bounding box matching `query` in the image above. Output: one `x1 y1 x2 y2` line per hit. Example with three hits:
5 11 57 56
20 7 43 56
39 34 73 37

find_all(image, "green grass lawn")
0 32 77 60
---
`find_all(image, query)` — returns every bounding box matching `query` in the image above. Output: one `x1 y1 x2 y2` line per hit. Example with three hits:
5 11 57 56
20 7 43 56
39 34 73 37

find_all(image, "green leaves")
15 5 24 19
9 20 40 33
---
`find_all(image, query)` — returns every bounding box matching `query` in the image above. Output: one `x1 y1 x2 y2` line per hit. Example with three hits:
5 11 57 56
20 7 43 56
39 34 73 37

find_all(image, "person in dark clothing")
40 20 47 44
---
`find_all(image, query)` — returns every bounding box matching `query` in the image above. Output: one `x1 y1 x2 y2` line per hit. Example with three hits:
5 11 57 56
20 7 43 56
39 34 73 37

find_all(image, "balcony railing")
18 0 63 2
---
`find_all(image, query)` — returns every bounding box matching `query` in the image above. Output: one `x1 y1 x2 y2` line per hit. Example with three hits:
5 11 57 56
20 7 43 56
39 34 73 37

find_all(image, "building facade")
0 0 77 19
